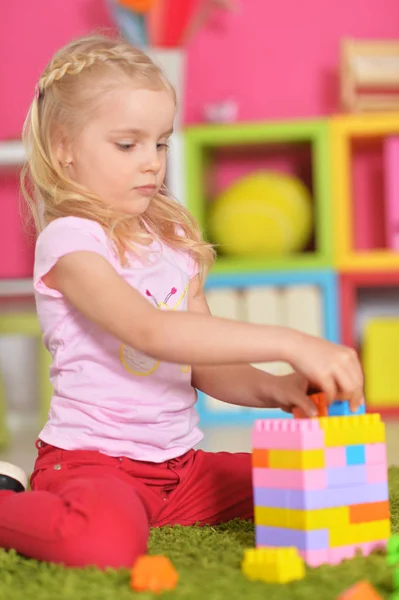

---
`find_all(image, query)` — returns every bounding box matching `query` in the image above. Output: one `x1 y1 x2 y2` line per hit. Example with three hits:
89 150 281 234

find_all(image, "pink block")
384 137 399 251
252 467 326 490
366 464 388 484
299 540 387 567
327 540 387 565
325 447 346 467
298 548 328 567
365 443 387 465
252 419 324 450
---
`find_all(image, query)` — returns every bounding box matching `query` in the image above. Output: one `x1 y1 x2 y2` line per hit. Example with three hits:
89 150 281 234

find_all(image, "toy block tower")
252 409 390 567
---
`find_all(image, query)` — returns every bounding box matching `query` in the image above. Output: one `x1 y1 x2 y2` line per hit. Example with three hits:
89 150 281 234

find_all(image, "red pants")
0 442 253 570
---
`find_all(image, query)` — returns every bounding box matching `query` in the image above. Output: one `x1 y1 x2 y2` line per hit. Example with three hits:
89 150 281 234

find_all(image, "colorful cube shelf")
340 271 399 417
331 112 399 271
196 270 339 427
185 118 332 273
252 415 390 567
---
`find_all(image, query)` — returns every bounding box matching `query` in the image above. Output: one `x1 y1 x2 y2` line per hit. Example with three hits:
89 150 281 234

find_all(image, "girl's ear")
55 127 74 168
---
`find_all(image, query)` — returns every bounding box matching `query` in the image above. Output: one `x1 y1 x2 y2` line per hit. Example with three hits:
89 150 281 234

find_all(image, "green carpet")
1 470 399 600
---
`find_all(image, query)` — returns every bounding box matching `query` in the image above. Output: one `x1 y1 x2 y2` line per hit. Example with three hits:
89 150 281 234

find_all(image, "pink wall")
1 0 399 277
185 0 399 123
0 0 113 277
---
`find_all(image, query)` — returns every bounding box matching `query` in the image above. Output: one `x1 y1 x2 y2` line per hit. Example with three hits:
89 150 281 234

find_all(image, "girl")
0 34 363 570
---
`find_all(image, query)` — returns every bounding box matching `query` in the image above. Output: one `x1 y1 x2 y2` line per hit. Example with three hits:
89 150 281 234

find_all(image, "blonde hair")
21 33 215 278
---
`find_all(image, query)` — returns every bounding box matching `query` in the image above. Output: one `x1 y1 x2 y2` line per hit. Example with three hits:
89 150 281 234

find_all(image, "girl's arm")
187 274 283 408
45 252 291 365
44 251 363 404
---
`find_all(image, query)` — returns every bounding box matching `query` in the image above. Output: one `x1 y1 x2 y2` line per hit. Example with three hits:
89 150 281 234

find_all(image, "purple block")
327 465 366 488
256 525 328 550
253 482 389 510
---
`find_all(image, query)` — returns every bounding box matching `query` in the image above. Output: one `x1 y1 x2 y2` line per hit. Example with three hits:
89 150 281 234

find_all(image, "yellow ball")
209 171 313 257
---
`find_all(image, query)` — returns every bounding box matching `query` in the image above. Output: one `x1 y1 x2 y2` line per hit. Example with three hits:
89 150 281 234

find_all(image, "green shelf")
185 118 333 273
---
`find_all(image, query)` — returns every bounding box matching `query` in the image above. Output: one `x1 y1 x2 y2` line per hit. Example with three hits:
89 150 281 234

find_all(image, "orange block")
337 581 383 599
293 393 328 419
118 0 157 13
349 501 390 524
131 555 179 593
252 449 269 468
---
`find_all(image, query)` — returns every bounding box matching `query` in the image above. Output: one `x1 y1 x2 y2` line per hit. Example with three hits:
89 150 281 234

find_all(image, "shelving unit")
186 112 399 423
185 118 332 273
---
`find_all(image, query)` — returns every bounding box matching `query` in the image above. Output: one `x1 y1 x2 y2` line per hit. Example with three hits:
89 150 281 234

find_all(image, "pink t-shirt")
34 216 203 462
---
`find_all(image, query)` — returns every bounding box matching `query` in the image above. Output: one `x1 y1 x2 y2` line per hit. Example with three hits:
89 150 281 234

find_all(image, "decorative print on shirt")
120 284 190 376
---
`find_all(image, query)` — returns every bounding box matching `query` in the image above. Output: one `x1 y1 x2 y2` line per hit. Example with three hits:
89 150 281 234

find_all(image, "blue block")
346 445 366 465
328 400 366 417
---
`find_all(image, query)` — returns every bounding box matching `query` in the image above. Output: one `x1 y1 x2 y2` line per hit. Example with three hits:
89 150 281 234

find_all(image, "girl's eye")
116 143 134 151
157 142 169 151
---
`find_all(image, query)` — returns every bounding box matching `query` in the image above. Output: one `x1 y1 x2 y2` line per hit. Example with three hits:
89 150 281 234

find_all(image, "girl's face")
61 85 175 217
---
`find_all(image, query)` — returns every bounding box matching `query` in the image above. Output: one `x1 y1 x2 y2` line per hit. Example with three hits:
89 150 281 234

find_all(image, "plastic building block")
318 415 385 447
253 467 326 490
252 414 390 568
300 540 386 568
349 501 390 524
328 400 365 417
329 519 391 548
337 580 383 600
268 449 325 470
366 464 389 484
252 419 324 450
256 525 328 550
387 535 399 566
255 505 349 530
327 465 366 488
252 449 269 468
293 397 366 419
254 481 388 510
241 547 305 584
256 521 390 551
293 392 328 419
130 555 178 593
365 444 387 465
326 447 347 467
346 445 365 465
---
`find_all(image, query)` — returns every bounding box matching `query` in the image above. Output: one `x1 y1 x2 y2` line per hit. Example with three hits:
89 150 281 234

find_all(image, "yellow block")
242 547 305 584
255 506 349 531
363 318 399 407
329 519 391 548
318 414 385 446
268 449 325 470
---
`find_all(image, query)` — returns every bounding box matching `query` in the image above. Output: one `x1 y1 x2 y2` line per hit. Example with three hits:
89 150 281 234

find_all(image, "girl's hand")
286 332 364 410
269 372 317 417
